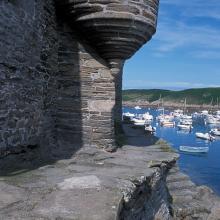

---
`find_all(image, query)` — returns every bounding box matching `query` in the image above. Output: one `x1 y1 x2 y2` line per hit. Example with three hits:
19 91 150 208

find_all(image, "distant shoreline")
123 101 219 112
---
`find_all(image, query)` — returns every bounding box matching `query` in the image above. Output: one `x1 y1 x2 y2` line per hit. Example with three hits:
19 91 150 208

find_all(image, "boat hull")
179 146 209 153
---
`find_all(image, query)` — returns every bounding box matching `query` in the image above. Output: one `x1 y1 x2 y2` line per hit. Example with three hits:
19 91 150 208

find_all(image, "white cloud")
152 1 220 58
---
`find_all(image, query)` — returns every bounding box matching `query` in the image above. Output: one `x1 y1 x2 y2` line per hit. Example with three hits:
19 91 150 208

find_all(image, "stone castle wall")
0 0 159 156
56 23 116 150
0 0 58 155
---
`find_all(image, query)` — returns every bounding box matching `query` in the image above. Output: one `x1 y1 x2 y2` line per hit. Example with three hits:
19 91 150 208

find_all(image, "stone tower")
56 0 159 118
0 0 159 157
55 0 159 149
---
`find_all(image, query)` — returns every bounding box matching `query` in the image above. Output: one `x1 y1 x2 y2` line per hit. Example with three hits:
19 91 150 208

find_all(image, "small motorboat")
134 106 141 110
195 132 215 141
179 146 209 153
179 119 193 125
210 128 220 136
142 112 153 121
132 118 146 126
145 125 156 133
205 115 220 124
177 124 193 130
160 120 175 127
123 112 135 121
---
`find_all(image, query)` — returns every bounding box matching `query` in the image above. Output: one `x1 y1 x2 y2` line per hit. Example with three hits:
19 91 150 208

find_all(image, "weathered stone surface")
0 0 58 155
0 122 220 220
167 166 220 220
0 143 178 220
55 0 159 125
0 0 159 154
55 0 159 61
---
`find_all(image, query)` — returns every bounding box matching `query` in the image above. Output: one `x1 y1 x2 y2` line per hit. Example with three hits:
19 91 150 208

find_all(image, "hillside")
122 88 220 105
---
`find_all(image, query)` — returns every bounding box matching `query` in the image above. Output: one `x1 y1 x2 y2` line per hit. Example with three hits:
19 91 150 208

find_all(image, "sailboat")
177 98 193 129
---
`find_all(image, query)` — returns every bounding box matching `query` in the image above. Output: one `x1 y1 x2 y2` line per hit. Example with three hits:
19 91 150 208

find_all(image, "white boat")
134 106 141 110
205 115 220 124
157 114 174 122
210 128 220 136
201 110 209 115
145 125 156 133
161 120 175 127
195 132 215 141
142 112 153 121
179 119 193 125
173 109 183 118
179 146 209 153
132 118 146 126
195 110 209 120
180 115 192 120
123 112 135 119
177 124 192 130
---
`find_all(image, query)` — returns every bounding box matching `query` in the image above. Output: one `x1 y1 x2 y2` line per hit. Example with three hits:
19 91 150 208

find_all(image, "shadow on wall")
0 11 83 176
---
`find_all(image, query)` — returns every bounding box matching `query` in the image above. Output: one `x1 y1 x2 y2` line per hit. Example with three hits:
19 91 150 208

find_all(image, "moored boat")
195 132 215 141
123 112 135 120
210 128 220 136
177 124 193 130
132 118 146 126
179 146 209 153
134 106 141 110
205 115 220 124
145 125 156 133
161 120 175 127
173 109 183 118
179 119 193 125
142 112 153 121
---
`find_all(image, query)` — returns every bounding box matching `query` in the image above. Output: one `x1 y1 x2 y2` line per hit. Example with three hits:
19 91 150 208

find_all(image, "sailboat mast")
210 97 213 112
183 98 186 115
162 98 164 115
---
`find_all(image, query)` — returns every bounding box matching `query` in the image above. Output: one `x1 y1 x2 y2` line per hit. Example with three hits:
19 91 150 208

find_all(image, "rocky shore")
0 124 219 219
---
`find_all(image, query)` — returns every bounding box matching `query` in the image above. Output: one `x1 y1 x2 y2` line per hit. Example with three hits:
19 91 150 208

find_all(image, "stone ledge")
0 142 220 219
0 144 178 220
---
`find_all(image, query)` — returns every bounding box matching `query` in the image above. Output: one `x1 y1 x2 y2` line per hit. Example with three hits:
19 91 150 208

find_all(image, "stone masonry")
0 0 159 155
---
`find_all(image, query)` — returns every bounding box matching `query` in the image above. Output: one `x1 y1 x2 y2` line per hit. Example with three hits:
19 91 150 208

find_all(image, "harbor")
123 106 220 195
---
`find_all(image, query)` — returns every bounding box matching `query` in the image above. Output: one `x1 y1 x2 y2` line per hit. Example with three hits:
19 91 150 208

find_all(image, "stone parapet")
55 0 159 61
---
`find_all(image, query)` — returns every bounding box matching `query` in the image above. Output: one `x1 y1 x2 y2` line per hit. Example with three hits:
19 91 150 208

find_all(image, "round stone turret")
55 0 159 61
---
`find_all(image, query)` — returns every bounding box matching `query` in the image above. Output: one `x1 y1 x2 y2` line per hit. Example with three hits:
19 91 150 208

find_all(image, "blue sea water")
123 106 220 195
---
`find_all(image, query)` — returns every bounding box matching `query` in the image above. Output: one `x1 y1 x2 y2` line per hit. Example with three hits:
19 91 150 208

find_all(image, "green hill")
122 88 220 105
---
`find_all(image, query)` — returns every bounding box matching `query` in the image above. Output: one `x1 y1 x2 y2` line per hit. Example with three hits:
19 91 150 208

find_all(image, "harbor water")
123 106 220 195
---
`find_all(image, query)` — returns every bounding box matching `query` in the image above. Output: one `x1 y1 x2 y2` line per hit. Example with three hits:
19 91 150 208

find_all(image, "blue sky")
123 0 220 90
